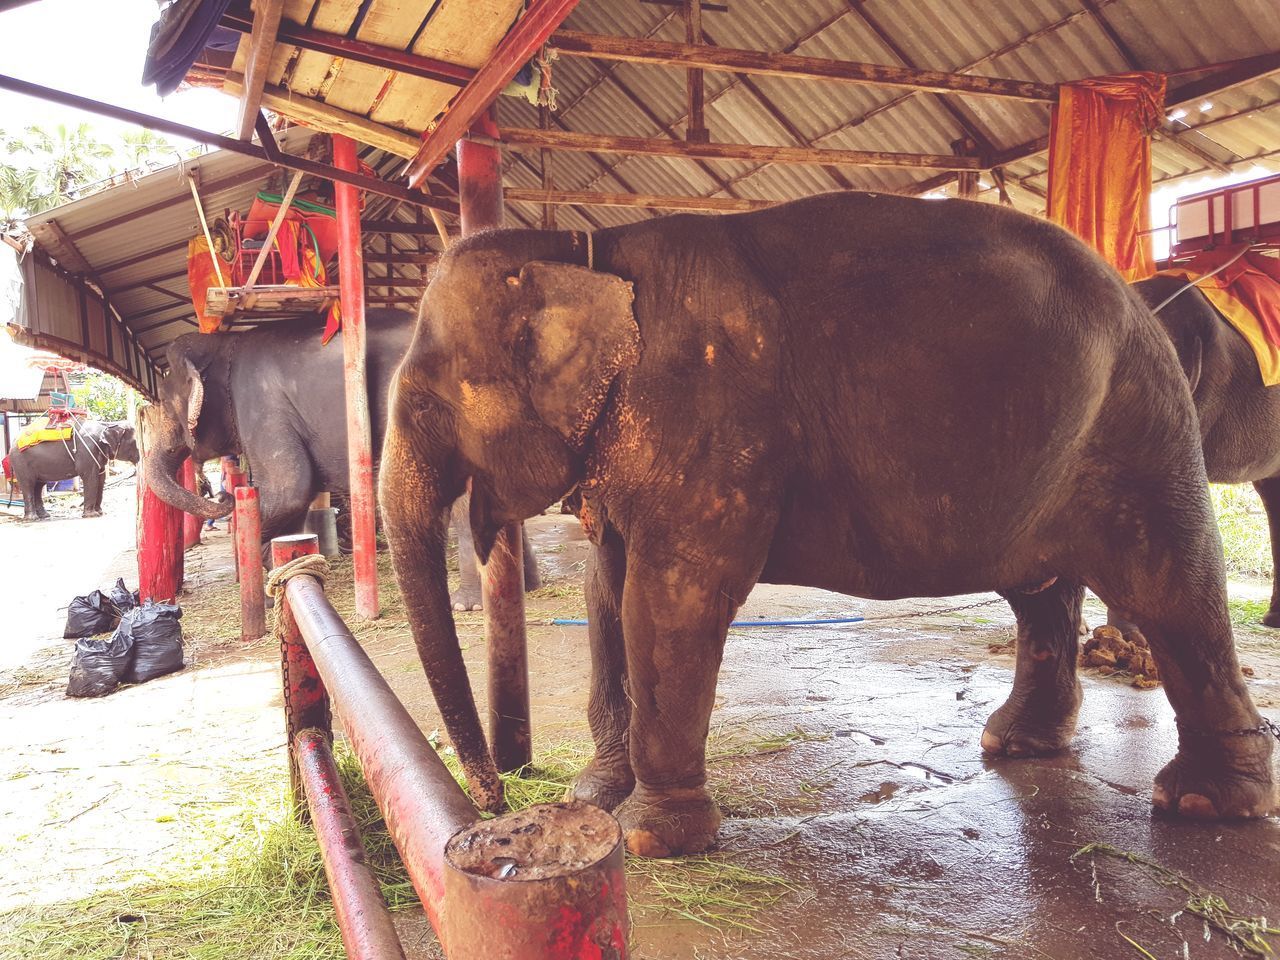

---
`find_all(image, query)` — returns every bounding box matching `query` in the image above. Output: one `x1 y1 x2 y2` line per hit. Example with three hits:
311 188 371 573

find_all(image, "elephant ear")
516 261 641 448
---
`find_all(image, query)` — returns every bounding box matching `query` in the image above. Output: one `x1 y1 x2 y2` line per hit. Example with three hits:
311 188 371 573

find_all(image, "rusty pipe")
295 728 408 960
282 574 477 934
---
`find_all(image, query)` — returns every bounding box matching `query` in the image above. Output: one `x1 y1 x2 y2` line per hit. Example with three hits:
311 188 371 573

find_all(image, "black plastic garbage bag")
120 602 185 684
109 578 140 614
66 632 135 698
63 591 122 639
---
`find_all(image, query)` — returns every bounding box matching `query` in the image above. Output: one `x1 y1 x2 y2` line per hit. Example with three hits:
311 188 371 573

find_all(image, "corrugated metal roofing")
15 0 1280 381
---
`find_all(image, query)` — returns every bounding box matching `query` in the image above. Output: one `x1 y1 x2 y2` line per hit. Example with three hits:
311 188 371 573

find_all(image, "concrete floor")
2 504 1278 958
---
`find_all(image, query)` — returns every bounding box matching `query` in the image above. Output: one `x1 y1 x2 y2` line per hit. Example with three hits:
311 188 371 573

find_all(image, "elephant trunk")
382 454 504 813
144 444 232 520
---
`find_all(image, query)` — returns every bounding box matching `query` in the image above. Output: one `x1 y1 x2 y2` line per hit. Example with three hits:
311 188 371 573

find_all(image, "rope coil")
266 554 330 598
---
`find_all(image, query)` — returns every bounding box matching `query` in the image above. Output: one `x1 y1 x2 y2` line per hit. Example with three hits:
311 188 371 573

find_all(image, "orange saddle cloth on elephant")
16 417 73 451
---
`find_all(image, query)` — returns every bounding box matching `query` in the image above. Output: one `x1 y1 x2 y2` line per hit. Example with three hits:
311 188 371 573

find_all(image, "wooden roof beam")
495 127 983 170
549 29 1057 101
504 187 771 212
405 0 582 186
235 0 284 140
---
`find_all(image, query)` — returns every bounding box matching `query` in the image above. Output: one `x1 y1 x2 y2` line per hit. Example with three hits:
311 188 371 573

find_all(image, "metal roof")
12 0 1280 384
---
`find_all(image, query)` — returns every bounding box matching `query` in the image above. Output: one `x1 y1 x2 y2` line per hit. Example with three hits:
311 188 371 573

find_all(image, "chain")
858 596 1005 623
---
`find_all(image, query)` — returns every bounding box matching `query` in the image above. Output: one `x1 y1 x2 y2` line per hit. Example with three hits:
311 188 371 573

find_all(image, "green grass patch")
1211 484 1273 582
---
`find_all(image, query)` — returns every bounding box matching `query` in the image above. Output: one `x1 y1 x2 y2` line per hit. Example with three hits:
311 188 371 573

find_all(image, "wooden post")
684 0 709 143
236 486 267 642
136 405 184 603
224 457 248 581
458 107 532 772
953 137 979 198
181 456 202 549
333 133 380 619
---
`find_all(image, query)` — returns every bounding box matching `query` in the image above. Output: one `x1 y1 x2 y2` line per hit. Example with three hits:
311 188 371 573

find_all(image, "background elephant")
1133 275 1280 625
141 312 537 598
380 191 1275 858
7 420 137 520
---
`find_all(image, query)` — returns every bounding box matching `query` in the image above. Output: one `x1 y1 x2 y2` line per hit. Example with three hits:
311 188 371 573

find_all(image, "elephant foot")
1152 731 1277 819
82 509 103 518
981 682 1081 757
451 586 483 612
566 759 634 812
615 785 721 858
1262 609 1280 629
524 564 542 592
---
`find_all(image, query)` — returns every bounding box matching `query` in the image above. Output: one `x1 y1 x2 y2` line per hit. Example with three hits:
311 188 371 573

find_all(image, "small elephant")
380 192 1276 857
1132 275 1280 626
140 311 537 595
7 420 137 520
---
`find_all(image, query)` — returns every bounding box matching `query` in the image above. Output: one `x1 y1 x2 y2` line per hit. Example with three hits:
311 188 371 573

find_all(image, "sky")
0 0 237 149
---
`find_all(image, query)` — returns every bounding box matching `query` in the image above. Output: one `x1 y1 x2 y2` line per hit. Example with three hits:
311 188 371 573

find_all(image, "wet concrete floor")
2 510 1278 958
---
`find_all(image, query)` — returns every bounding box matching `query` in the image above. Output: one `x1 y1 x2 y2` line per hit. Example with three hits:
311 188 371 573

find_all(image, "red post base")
235 486 266 642
138 459 184 603
273 534 332 812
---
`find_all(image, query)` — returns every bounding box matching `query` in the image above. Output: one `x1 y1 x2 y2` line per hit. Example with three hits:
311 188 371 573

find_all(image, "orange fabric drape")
187 236 232 334
1047 72 1166 282
1158 245 1280 385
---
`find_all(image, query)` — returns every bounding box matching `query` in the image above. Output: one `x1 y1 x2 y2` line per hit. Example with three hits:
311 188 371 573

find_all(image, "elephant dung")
1080 625 1161 688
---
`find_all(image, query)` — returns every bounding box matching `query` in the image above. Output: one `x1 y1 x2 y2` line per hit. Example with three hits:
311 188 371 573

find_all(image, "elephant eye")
505 275 521 287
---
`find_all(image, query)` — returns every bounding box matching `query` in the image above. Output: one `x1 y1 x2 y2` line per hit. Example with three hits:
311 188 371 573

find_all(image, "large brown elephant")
1134 275 1280 625
379 192 1276 858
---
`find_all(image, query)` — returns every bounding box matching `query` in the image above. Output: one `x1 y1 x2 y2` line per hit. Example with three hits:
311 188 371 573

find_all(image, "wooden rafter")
495 127 983 170
550 29 1057 101
235 0 284 140
504 187 771 212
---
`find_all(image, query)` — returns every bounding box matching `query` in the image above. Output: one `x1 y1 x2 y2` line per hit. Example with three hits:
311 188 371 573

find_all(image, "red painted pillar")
224 457 248 582
458 106 532 772
272 533 331 812
137 409 185 603
332 134 379 620
181 456 202 549
235 486 266 642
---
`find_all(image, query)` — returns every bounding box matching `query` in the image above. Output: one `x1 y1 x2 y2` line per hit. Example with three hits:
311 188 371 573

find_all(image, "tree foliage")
69 371 131 422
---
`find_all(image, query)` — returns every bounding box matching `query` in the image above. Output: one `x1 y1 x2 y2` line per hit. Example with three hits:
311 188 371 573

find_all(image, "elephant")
1131 275 1280 626
379 190 1276 858
7 420 138 520
140 311 537 599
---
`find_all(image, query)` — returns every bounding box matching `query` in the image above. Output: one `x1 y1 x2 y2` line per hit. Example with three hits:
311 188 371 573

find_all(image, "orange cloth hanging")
1047 72 1166 282
1157 245 1280 385
187 236 233 334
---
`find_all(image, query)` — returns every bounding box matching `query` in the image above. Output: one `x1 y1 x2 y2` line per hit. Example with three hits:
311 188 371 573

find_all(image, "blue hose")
550 615 866 628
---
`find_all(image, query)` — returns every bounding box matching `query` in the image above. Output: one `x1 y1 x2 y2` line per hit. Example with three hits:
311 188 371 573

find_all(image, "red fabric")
243 197 339 264
1179 246 1280 346
1047 72 1166 282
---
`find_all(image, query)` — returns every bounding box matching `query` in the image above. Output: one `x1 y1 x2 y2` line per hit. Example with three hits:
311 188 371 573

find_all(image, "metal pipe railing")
271 534 631 959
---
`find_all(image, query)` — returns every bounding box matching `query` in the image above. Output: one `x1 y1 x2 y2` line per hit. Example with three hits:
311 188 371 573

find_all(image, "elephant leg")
81 468 106 517
613 539 766 858
1252 477 1280 628
1088 504 1275 819
450 494 483 611
568 525 633 811
982 580 1084 756
23 475 47 520
522 524 541 591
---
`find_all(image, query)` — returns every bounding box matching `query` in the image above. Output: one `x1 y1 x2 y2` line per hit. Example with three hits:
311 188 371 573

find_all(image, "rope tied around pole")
266 554 331 599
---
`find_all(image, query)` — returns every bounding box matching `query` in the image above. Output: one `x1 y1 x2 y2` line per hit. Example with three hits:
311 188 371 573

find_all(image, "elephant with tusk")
141 310 537 597
379 191 1276 857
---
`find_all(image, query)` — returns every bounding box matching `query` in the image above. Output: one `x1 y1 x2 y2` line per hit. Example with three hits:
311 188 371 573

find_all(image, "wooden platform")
204 284 340 320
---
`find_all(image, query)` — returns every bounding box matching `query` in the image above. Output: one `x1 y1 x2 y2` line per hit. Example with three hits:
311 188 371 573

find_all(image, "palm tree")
7 123 114 203
0 164 53 231
119 129 176 171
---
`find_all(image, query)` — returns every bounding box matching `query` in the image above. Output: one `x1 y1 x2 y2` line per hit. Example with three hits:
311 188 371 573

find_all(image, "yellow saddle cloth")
16 418 74 451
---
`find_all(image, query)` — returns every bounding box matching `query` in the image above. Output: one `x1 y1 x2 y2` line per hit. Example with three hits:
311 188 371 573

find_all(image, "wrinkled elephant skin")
380 192 1277 856
7 420 138 520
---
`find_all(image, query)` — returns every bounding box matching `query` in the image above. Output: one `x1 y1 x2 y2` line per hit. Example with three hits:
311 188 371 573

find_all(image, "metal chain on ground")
858 596 1005 623
266 554 330 598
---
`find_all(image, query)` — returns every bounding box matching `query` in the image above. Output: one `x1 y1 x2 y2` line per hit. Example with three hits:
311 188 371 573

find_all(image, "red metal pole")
273 533 332 812
282 572 476 937
137 407 184 602
181 456 202 549
443 803 629 959
332 133 380 620
295 728 408 960
458 106 533 773
235 486 266 642
224 457 248 581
